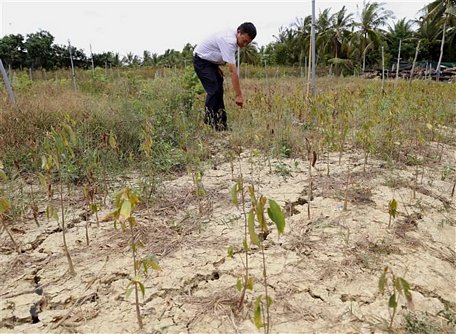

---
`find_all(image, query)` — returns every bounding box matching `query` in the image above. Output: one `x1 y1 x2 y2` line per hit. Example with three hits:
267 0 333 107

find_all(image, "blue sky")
1 0 430 57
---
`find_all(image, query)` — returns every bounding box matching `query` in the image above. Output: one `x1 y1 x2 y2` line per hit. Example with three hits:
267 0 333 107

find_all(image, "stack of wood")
363 66 456 82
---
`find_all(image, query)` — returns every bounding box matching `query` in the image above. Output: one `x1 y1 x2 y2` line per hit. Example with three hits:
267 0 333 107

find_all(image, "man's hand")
235 95 244 107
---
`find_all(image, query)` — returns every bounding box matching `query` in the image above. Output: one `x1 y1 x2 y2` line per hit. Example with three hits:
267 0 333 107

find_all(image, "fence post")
0 58 16 107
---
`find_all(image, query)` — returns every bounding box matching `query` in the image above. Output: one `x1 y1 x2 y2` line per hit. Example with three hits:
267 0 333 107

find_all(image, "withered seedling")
378 266 413 330
388 198 398 228
230 177 286 334
111 187 160 330
41 121 77 276
0 163 20 252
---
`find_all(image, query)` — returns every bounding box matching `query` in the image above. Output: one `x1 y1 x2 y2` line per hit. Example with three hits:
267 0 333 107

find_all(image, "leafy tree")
24 30 55 70
92 51 121 68
181 43 195 66
0 34 26 69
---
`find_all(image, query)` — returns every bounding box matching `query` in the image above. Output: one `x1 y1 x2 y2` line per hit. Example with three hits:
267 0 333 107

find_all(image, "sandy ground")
1 138 455 334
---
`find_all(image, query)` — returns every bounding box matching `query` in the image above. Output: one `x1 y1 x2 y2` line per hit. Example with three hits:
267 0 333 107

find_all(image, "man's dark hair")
238 22 257 40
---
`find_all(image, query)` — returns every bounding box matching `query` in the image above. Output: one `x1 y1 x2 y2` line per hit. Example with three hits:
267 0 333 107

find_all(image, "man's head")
236 22 256 48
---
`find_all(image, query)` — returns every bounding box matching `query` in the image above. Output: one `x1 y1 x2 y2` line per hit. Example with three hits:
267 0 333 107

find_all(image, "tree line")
0 1 454 73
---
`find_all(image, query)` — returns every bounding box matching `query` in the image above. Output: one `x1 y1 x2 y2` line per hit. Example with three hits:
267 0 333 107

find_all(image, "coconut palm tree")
316 8 333 62
386 18 416 63
352 1 394 71
421 0 456 78
327 6 354 60
240 41 260 65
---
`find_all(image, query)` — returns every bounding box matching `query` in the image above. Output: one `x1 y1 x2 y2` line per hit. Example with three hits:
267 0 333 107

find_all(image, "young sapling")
111 187 161 329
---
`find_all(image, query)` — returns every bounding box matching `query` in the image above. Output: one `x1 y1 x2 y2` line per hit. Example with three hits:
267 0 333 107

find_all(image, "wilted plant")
191 170 206 217
378 266 413 330
230 176 286 334
100 131 119 204
0 163 19 252
305 138 317 219
110 187 160 329
229 175 252 309
388 198 398 228
82 183 100 245
41 120 77 276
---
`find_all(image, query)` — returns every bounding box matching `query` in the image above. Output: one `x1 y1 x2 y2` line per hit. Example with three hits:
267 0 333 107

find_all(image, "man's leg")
215 71 227 131
193 57 221 129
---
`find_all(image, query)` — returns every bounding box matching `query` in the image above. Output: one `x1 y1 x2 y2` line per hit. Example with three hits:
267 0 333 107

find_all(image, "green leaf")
388 293 397 309
138 281 145 297
388 198 398 218
119 200 132 219
247 276 254 291
0 197 11 214
378 268 387 294
253 295 264 329
267 199 286 234
248 185 257 205
267 296 273 307
125 287 133 298
230 184 238 206
256 196 267 231
394 277 403 294
41 155 48 170
46 205 58 221
62 123 76 145
399 277 410 293
109 132 117 150
90 203 99 213
248 210 260 246
227 246 234 258
236 277 243 292
243 239 249 252
0 170 7 182
127 216 137 228
143 254 161 271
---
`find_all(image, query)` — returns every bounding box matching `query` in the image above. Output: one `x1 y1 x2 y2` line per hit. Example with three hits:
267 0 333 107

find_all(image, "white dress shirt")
194 29 237 65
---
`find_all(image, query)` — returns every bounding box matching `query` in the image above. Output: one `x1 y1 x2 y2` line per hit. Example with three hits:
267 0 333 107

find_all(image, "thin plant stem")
130 223 143 329
1 218 19 253
59 179 75 276
260 242 270 334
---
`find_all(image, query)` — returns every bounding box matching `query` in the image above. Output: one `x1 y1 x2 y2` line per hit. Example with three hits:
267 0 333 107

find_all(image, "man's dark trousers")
193 55 227 131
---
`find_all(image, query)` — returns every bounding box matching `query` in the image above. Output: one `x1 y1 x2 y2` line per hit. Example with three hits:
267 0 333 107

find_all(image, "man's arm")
227 63 243 107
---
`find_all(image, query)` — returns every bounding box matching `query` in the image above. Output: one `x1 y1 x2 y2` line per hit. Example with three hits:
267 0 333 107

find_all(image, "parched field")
0 70 455 333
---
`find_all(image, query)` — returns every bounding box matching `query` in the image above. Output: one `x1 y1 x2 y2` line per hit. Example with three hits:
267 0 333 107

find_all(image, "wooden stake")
0 58 16 107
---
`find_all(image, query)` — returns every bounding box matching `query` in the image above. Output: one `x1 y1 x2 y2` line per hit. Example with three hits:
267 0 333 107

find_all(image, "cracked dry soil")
1 142 455 334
